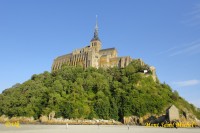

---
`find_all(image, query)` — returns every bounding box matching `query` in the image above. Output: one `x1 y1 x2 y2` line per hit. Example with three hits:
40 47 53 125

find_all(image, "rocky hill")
0 60 199 125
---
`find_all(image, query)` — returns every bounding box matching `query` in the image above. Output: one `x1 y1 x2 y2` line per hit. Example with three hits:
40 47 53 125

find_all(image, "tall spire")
91 15 100 41
95 15 98 30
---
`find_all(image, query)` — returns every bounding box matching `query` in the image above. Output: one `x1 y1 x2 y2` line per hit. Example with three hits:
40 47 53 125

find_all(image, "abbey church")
52 19 133 71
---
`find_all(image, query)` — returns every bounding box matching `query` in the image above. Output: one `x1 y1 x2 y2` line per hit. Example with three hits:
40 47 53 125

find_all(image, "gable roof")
99 48 116 52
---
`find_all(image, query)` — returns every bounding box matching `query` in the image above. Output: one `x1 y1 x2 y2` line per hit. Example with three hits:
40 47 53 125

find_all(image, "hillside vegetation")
0 60 199 121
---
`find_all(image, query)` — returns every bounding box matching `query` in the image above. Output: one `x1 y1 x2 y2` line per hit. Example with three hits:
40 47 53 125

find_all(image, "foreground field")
0 124 199 133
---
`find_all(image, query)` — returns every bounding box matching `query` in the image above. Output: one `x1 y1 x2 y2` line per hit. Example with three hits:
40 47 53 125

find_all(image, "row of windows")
52 57 88 70
71 54 87 62
91 42 97 47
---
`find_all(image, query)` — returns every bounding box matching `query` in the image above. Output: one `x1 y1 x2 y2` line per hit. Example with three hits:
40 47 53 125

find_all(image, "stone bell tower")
90 16 102 52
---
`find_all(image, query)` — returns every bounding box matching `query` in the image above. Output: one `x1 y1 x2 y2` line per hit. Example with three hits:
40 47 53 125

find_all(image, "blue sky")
0 0 200 107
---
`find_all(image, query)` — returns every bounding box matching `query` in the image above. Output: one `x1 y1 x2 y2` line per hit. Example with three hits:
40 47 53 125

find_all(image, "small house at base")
166 105 180 122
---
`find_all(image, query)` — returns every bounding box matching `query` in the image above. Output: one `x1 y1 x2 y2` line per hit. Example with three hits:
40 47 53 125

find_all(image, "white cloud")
157 40 200 57
156 46 177 56
169 42 200 57
172 80 200 87
182 4 200 28
157 3 200 57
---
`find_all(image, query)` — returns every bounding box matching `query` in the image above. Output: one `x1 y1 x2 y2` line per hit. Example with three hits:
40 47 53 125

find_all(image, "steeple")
91 15 100 42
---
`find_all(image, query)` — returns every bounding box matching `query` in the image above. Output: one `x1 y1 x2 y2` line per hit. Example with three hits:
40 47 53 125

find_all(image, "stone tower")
90 16 102 52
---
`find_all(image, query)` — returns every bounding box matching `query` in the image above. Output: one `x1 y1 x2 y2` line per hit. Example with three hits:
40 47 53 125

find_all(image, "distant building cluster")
51 18 155 78
52 19 133 71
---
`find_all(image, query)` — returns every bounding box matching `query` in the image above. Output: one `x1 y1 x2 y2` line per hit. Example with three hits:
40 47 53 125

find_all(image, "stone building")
166 105 180 122
52 19 132 71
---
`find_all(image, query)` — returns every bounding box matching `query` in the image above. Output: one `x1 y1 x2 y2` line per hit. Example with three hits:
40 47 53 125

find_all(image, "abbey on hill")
51 18 133 71
51 18 155 77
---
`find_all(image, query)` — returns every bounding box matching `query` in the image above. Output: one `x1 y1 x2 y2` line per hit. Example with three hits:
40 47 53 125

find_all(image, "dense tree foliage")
0 60 199 120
